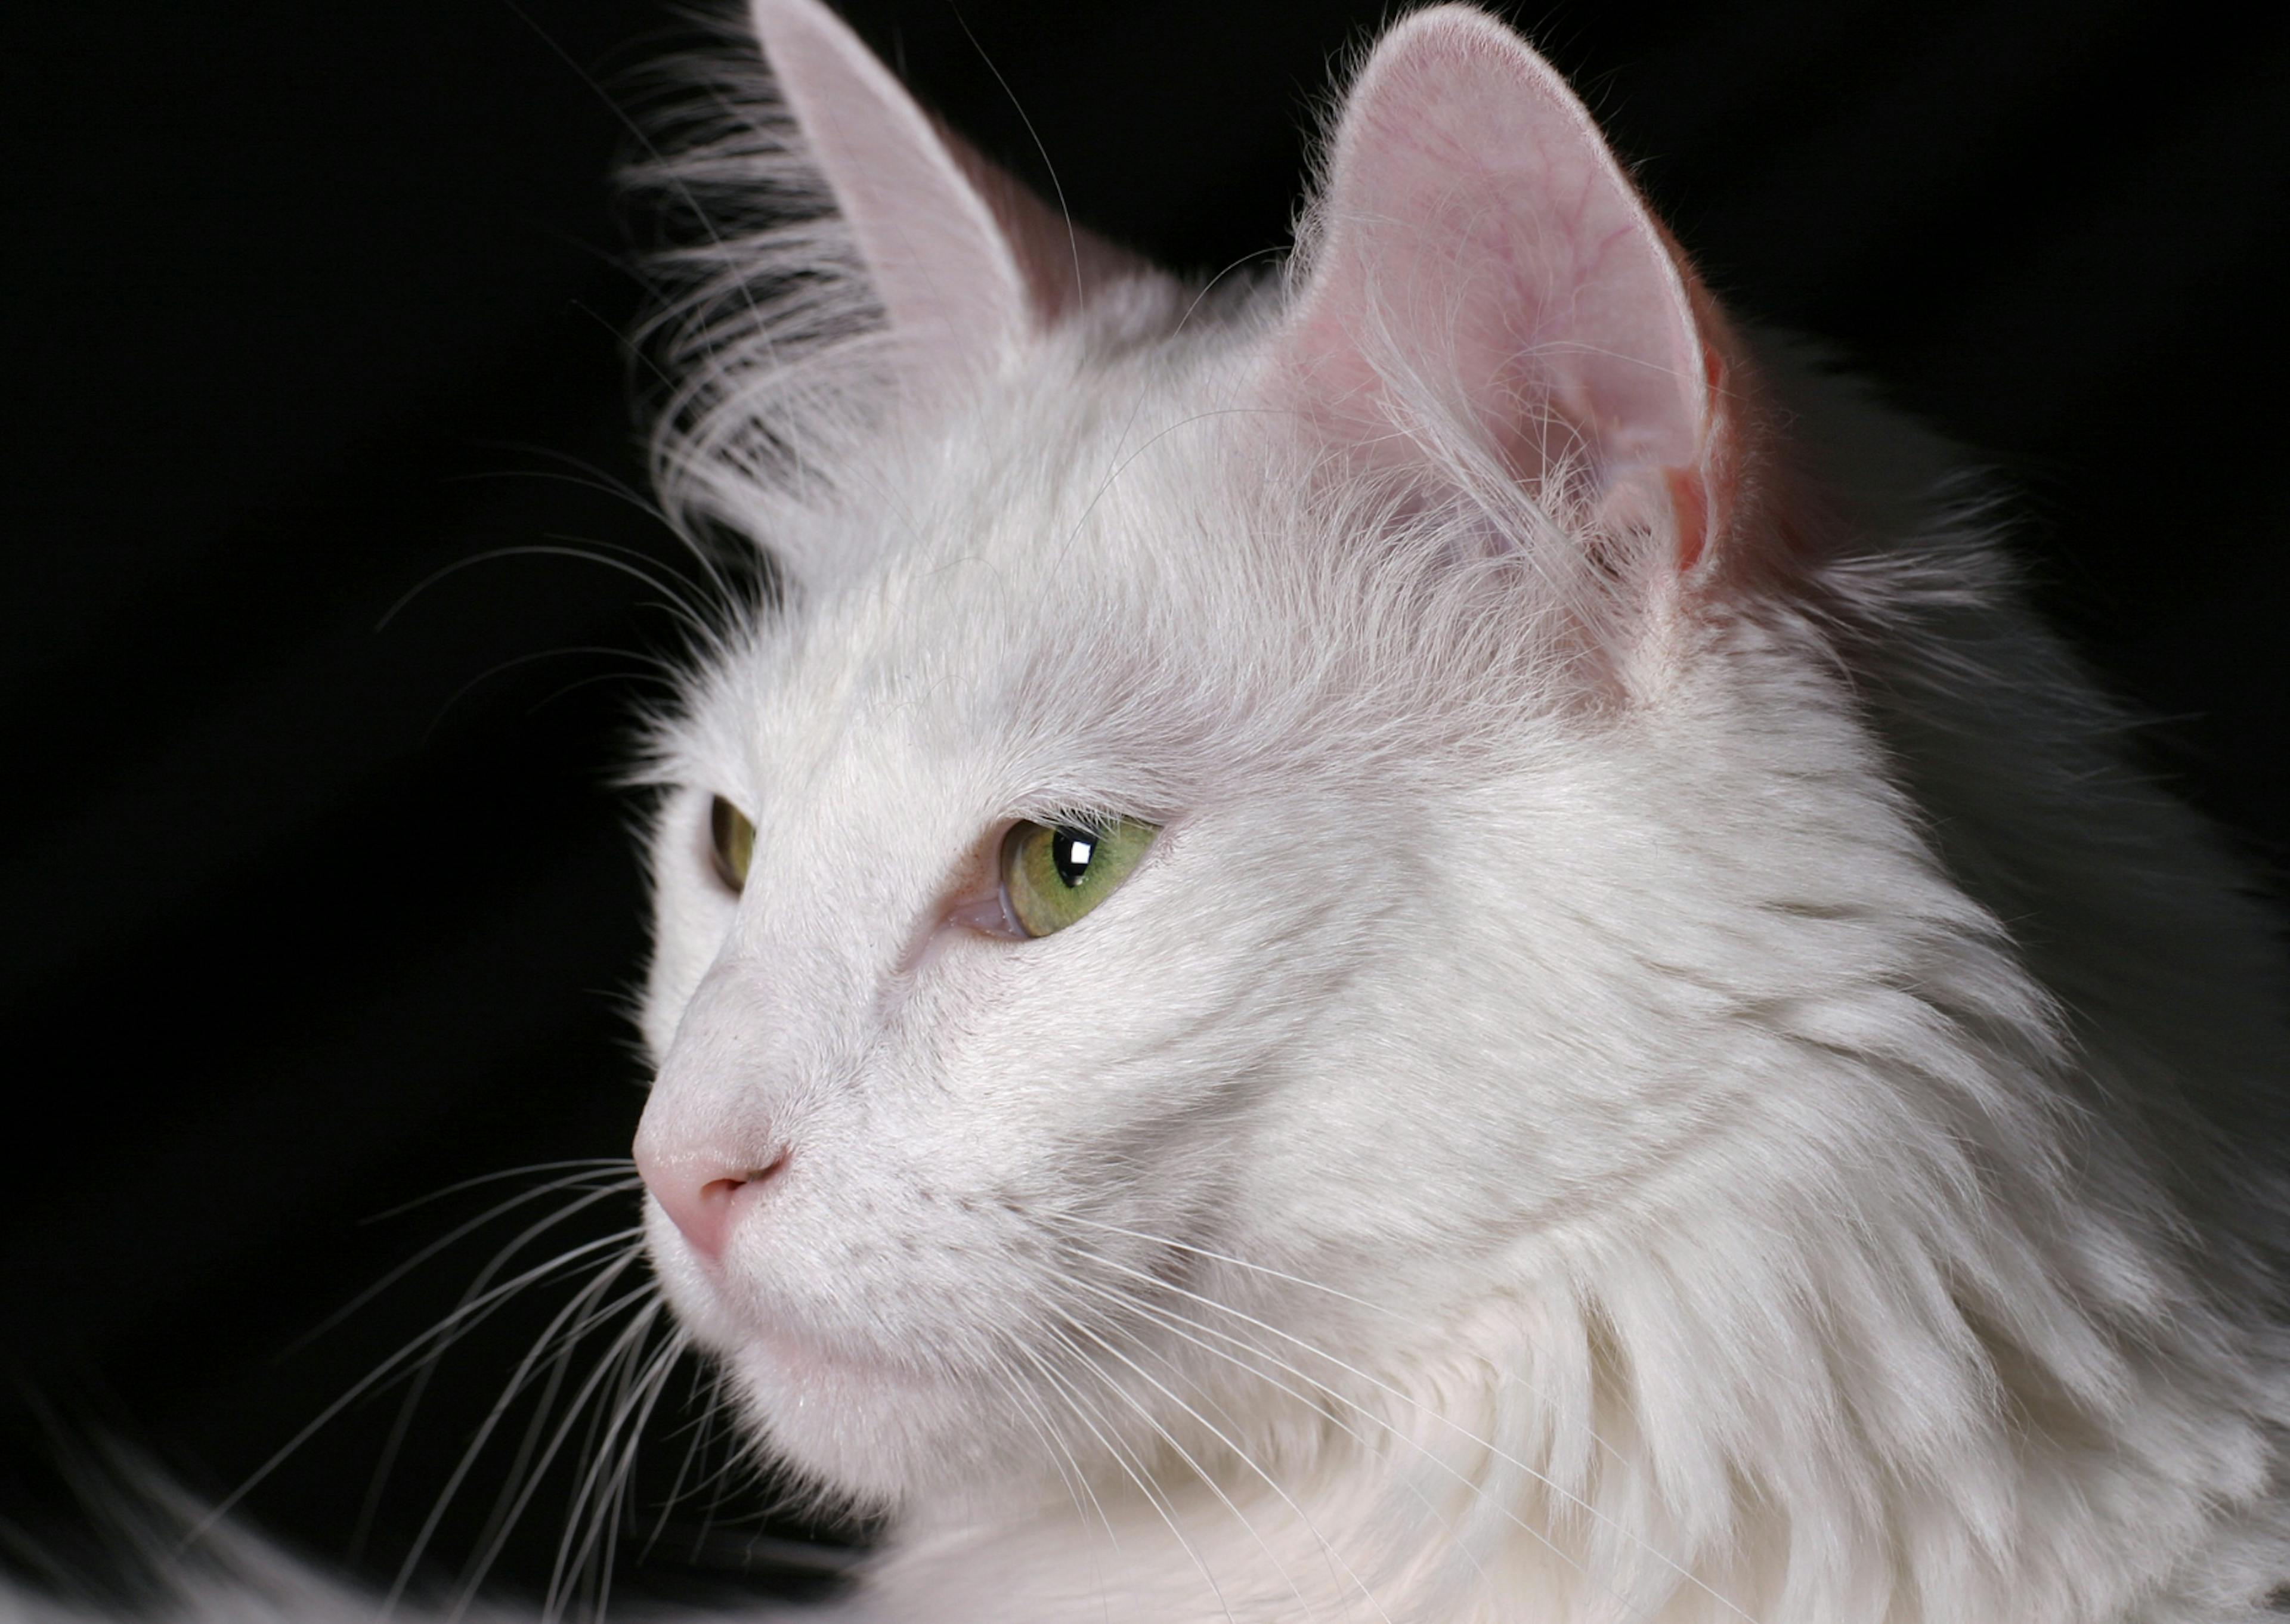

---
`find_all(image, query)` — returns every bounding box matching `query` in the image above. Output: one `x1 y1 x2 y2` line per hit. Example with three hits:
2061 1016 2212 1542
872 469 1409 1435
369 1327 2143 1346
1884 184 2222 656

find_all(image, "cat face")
628 0 1978 1512
638 408 1700 1506
632 373 1576 1500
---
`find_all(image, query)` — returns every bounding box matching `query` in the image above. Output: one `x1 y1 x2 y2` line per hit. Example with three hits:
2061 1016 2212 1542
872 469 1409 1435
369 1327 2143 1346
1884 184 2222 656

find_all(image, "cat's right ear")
749 0 1142 385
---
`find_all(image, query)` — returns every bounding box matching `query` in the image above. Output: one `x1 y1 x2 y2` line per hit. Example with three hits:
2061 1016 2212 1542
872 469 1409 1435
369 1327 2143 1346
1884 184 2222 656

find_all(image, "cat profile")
10 1 2287 1620
626 3 2290 1619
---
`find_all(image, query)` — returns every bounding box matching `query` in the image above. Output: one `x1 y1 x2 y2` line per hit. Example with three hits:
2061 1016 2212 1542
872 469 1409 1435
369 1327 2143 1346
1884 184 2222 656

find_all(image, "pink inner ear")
1280 7 1716 545
934 123 1149 329
751 0 1143 377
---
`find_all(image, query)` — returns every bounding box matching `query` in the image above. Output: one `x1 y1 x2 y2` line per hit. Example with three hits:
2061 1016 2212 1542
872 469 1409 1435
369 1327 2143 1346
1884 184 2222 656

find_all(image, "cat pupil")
1053 828 1095 888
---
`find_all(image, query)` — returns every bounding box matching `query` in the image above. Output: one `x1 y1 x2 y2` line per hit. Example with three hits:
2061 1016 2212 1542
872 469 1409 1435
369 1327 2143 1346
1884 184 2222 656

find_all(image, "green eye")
708 795 755 893
999 816 1159 938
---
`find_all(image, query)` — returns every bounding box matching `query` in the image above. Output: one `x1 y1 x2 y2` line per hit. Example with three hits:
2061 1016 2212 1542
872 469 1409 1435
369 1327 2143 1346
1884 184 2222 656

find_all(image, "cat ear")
1274 5 1743 574
750 0 1143 380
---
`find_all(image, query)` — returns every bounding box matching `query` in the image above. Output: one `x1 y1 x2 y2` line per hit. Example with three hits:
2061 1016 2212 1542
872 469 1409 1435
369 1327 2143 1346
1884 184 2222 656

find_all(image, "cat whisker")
1053 1305 1390 1624
1044 1322 1323 1624
341 1173 642 1561
974 1344 1115 1575
456 454 676 535
1011 1332 1243 1624
422 648 685 746
376 542 716 643
296 1167 641 1362
396 1219 649 1381
1060 1271 1361 1446
979 1340 1109 1544
1049 1263 1493 1606
467 443 770 637
658 1363 772 1564
422 1285 665 1620
1078 243 1283 593
589 1345 686 1616
1056 405 1283 575
1048 1231 1760 1624
391 1258 655 1614
503 1261 662 1416
943 10 1085 314
360 1160 641 1224
1066 1265 1593 1619
633 1365 734 1561
535 533 729 643
374 1230 651 1574
522 666 689 724
692 1362 760 1550
183 1221 643 1553
546 1320 689 1623
502 0 784 377
1051 1211 1642 1477
474 1334 583 1582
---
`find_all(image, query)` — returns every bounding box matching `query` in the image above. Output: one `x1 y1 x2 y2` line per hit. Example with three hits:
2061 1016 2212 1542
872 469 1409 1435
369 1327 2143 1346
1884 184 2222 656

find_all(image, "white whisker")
546 1322 689 1622
1049 1229 1759 1623
979 1340 1114 1558
185 1227 643 1554
1051 1262 1496 1604
436 1295 667 1621
1010 1334 1242 1624
1055 1307 1390 1624
397 1263 655 1614
346 1181 645 1551
1045 1321 1322 1623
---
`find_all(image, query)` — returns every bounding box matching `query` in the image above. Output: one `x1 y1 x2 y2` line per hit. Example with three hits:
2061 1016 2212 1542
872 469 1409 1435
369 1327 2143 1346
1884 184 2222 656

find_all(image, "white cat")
14 1 2289 1620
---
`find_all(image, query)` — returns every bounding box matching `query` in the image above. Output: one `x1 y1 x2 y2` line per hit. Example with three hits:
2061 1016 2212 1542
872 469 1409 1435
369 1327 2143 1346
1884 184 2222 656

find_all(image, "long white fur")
629 349 2290 1622
626 5 2290 1619
10 4 2286 1622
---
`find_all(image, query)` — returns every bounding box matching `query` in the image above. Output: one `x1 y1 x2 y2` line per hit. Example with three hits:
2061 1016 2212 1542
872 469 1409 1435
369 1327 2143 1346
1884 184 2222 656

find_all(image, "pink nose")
635 1145 788 1262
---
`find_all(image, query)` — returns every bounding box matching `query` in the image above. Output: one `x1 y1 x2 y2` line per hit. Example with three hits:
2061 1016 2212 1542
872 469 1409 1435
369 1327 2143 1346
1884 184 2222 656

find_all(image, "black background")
4 0 2286 1607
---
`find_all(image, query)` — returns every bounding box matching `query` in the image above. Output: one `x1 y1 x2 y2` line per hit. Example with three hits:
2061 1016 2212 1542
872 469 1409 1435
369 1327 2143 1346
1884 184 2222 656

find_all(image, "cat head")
628 0 2050 1530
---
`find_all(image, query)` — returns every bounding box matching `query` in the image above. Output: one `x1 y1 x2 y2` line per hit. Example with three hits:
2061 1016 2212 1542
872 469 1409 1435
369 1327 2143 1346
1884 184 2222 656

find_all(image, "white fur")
623 5 2290 1619
627 328 2290 1624
14 5 2285 1622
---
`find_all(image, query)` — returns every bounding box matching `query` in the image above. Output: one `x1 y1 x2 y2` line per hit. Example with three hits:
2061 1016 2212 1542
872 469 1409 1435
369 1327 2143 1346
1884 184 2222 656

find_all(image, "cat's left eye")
999 816 1159 937
708 795 755 894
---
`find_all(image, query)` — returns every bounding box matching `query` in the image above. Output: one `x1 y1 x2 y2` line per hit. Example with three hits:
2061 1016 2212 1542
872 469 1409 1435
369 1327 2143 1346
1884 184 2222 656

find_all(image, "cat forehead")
667 333 1593 814
682 354 1307 799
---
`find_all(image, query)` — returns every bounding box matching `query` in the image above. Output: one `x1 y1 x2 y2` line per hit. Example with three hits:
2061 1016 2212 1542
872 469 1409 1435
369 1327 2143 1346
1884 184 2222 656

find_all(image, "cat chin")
643 1204 1023 1503
719 1338 1021 1505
